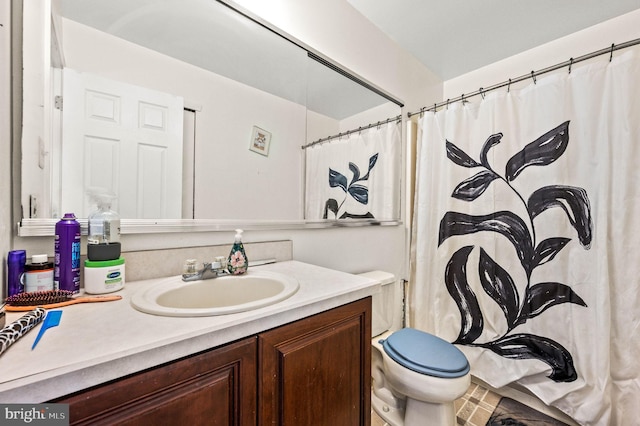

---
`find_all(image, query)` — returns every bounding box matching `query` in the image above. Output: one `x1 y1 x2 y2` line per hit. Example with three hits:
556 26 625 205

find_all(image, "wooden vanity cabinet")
259 297 371 426
54 297 371 426
56 337 258 425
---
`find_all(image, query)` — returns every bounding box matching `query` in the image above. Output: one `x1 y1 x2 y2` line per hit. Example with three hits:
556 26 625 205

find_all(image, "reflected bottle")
87 191 121 261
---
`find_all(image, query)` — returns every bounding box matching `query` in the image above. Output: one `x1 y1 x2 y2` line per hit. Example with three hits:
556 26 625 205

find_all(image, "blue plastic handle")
32 310 62 350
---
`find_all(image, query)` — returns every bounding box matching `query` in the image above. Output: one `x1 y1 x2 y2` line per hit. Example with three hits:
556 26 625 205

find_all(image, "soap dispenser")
227 229 248 275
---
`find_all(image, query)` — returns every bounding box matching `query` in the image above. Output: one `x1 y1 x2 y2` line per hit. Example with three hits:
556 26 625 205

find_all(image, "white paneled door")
61 68 184 218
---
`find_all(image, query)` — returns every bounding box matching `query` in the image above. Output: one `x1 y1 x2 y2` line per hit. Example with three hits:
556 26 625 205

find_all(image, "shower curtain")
305 121 400 220
410 49 640 425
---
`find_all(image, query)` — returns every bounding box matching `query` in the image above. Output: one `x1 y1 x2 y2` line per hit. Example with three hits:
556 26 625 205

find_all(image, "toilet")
359 271 471 426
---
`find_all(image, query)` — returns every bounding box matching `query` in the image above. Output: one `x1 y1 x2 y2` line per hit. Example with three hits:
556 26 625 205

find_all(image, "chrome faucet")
182 257 229 282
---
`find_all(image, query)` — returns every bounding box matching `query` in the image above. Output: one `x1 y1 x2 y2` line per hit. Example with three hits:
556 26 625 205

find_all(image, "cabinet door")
56 337 257 426
259 297 371 426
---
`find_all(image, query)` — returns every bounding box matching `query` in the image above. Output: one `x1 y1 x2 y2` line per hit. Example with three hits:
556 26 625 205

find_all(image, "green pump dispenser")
227 229 248 275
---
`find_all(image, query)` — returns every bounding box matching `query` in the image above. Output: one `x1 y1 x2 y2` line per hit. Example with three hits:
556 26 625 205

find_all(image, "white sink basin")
131 270 299 317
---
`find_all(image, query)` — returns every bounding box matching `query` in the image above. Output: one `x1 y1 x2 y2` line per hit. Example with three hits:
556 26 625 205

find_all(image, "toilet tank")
358 271 396 337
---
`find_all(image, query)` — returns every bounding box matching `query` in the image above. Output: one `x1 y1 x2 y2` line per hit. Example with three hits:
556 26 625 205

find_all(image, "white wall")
1 1 13 292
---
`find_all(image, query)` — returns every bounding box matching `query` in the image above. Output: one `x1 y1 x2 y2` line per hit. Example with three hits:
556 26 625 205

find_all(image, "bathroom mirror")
18 0 403 235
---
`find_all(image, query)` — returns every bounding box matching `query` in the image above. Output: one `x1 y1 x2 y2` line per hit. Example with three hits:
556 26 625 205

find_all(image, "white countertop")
0 261 379 403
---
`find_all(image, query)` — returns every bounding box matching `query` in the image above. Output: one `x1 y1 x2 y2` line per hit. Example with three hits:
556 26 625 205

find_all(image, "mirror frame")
18 217 402 237
15 0 404 237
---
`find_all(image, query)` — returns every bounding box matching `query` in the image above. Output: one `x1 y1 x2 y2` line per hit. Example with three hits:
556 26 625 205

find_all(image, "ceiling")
347 0 640 80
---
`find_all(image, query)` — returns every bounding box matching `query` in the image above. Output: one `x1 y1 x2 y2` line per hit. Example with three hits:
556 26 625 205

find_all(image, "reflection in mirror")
20 0 402 231
304 57 402 221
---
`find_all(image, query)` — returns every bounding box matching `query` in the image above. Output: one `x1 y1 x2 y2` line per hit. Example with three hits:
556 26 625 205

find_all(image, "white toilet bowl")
372 330 470 426
358 270 471 426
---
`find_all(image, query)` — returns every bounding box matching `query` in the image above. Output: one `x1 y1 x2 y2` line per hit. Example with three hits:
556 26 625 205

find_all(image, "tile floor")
372 381 502 426
371 409 387 426
454 382 502 425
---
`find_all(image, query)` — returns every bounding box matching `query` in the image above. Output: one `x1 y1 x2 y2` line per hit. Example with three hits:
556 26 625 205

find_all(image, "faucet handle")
215 256 228 269
183 259 198 277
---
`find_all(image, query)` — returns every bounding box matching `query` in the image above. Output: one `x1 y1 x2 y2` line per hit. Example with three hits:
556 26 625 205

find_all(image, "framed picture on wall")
249 125 272 156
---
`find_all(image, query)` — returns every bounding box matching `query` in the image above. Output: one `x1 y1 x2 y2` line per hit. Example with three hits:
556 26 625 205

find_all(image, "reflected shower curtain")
410 50 640 424
305 122 400 220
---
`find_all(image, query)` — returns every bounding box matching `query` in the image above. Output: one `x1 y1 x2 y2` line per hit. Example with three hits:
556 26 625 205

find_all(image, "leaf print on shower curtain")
438 121 591 382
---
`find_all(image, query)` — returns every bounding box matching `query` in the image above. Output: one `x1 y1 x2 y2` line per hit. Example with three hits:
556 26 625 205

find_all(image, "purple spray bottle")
54 213 81 293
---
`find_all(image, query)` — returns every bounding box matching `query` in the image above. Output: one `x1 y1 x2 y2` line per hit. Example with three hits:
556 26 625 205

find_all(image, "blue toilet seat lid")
381 328 470 378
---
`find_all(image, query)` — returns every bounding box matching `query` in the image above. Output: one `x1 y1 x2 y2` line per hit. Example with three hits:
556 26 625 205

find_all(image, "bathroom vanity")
56 298 370 425
0 261 378 425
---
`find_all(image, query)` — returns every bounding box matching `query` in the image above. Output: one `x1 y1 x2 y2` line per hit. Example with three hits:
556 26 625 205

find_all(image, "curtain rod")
407 37 640 118
301 115 402 149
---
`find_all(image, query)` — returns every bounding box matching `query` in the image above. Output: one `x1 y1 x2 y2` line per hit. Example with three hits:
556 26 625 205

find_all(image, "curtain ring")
479 87 485 99
531 71 537 84
433 103 437 114
609 43 615 62
507 78 512 93
568 58 574 74
377 121 381 129
446 99 450 109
